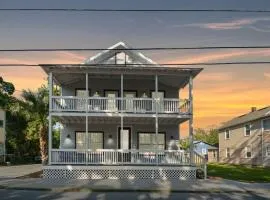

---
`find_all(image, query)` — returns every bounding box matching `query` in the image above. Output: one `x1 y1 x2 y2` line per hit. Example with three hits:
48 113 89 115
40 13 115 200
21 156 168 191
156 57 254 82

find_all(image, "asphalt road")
0 189 269 200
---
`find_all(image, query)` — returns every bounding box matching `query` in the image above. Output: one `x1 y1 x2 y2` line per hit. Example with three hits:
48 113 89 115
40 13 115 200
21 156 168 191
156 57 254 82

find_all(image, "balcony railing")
51 149 190 165
51 96 190 114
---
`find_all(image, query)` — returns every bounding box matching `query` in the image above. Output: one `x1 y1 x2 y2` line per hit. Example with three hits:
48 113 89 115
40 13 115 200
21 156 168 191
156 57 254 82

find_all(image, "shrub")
196 168 205 179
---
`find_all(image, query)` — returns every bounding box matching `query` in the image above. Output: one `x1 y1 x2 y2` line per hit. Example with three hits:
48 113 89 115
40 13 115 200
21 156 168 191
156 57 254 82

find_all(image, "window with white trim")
266 144 270 157
76 132 103 150
263 118 270 131
226 148 230 158
202 148 207 155
0 120 3 128
138 133 165 150
225 130 230 139
244 124 251 136
245 146 252 158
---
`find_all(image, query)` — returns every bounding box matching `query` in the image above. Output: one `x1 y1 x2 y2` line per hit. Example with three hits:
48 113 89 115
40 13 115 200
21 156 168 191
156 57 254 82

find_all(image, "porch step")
43 165 196 180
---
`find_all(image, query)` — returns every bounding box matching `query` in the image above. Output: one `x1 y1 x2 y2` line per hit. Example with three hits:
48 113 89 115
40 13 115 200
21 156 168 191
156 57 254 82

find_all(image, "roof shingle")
219 106 270 130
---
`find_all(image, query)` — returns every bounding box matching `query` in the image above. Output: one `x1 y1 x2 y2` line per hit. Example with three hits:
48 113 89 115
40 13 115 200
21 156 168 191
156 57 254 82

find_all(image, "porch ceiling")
56 115 189 125
46 72 197 88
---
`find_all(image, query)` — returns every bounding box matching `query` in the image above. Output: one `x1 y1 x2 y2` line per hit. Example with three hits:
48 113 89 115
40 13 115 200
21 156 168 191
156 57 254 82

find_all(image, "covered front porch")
51 116 191 165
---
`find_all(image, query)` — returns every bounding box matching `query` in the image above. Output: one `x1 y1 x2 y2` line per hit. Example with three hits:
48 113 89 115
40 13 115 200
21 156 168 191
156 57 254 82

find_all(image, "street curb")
0 185 265 193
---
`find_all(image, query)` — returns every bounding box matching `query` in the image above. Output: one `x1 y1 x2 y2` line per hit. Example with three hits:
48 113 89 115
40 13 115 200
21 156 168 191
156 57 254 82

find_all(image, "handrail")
50 149 190 166
51 96 190 114
193 151 207 179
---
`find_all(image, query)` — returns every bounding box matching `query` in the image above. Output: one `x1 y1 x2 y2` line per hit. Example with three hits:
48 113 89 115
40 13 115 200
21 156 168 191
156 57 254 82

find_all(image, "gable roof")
219 106 270 130
39 41 203 87
193 140 218 149
83 41 158 65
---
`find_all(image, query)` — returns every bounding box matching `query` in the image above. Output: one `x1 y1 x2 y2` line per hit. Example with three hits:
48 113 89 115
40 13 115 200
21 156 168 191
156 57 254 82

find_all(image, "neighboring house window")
202 148 207 155
213 151 216 158
244 124 251 136
263 118 270 131
226 148 230 158
76 132 103 150
266 144 270 157
0 120 3 128
245 146 252 158
225 130 230 139
138 133 165 150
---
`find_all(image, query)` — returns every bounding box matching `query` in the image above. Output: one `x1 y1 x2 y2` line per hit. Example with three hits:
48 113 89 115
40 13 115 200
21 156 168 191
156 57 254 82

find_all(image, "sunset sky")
1 0 270 130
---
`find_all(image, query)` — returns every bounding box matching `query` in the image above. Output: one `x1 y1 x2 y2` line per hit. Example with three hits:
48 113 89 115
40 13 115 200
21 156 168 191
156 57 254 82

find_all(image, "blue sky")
1 0 270 129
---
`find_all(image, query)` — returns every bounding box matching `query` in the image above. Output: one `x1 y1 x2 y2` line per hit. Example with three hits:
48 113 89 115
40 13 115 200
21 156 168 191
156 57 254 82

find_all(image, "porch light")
93 91 100 97
142 93 148 98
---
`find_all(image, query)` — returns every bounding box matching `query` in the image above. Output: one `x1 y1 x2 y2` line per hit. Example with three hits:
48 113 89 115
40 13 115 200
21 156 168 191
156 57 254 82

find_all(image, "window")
266 144 270 157
245 146 252 158
245 124 251 136
225 130 230 139
263 118 270 131
138 133 165 150
202 148 207 155
0 120 3 128
76 132 103 150
226 148 230 158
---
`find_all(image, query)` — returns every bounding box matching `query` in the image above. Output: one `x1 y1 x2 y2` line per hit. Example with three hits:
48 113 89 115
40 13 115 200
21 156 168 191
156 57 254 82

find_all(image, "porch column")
189 74 194 165
155 74 159 165
85 73 88 150
120 74 124 148
48 72 53 165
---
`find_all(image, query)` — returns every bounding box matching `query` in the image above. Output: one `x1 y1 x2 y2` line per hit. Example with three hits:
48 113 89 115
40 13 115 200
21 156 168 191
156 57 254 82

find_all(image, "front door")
124 91 136 112
105 90 118 111
118 127 131 149
151 91 164 113
76 89 89 111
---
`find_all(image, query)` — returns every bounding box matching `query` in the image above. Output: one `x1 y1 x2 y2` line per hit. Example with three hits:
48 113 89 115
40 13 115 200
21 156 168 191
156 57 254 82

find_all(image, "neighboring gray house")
219 107 270 166
41 41 206 180
193 141 218 163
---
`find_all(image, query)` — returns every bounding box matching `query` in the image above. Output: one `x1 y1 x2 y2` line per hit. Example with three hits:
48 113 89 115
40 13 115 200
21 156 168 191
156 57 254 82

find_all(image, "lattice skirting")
43 165 196 180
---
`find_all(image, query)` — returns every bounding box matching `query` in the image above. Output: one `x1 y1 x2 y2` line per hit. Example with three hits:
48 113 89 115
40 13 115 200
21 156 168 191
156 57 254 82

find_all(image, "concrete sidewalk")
0 164 42 179
0 178 269 193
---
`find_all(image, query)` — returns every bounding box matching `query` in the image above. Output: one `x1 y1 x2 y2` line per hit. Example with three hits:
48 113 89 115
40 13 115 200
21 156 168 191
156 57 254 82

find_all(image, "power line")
1 45 270 52
0 61 270 67
1 8 270 13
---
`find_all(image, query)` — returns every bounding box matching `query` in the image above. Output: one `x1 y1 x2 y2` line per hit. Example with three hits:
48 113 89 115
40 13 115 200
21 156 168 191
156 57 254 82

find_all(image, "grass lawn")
207 163 270 182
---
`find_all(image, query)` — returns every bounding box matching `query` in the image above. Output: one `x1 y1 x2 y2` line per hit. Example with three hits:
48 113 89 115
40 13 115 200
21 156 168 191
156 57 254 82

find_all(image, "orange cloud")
167 49 270 64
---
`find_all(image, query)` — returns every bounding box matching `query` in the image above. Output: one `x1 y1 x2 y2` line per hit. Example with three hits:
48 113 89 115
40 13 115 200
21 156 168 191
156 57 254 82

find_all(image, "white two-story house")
41 41 205 180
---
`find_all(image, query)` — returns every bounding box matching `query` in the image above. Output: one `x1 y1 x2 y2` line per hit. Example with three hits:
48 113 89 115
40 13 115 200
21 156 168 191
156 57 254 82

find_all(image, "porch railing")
50 149 190 165
51 96 190 114
193 151 208 179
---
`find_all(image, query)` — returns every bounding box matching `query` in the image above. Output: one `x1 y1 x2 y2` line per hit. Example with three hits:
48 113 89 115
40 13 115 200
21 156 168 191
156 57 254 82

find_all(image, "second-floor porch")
51 96 190 114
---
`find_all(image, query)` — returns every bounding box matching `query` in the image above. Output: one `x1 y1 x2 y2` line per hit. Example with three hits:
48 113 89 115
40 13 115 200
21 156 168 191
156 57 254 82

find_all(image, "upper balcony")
51 96 190 115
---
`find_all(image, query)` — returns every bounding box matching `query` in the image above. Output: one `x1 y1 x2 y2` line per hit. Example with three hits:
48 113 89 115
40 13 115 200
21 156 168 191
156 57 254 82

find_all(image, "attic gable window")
225 130 230 140
116 52 126 64
244 124 251 136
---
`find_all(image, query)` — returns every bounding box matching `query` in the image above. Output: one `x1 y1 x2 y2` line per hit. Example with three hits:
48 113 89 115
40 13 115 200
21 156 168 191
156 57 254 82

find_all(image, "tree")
20 85 49 164
179 138 191 150
0 76 15 108
194 128 218 146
